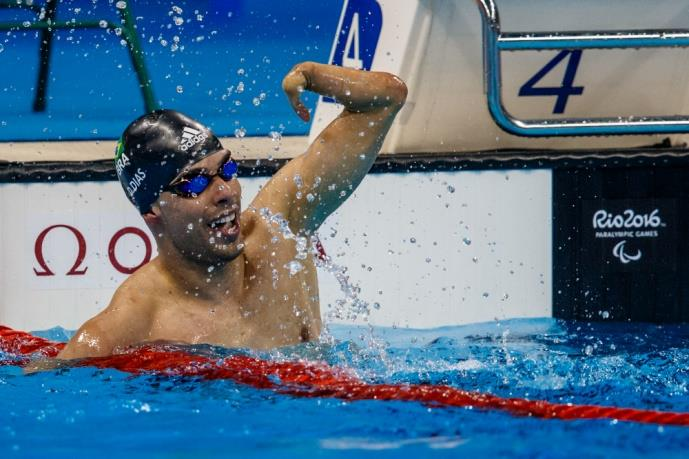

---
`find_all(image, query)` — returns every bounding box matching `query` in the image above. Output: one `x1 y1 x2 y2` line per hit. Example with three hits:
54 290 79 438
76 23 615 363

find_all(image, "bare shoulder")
57 261 161 359
240 201 302 251
246 161 304 223
239 203 285 241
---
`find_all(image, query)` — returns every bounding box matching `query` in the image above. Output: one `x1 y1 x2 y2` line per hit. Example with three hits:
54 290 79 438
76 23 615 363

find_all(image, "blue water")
0 0 341 141
2 318 689 458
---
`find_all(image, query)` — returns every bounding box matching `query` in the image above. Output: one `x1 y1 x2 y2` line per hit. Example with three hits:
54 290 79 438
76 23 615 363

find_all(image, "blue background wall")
0 0 341 141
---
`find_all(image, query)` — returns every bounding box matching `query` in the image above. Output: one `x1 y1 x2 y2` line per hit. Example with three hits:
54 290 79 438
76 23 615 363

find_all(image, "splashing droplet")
269 131 282 145
285 260 304 276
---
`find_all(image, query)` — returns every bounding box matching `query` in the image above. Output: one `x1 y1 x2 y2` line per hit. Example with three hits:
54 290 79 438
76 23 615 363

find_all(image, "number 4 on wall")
519 50 584 114
324 0 382 103
342 12 364 69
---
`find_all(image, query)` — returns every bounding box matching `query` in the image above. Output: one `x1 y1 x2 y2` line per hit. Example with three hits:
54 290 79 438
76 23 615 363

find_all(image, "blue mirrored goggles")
166 159 238 197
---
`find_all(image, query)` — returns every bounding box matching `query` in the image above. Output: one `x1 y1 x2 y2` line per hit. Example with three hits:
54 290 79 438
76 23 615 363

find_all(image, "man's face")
154 150 243 263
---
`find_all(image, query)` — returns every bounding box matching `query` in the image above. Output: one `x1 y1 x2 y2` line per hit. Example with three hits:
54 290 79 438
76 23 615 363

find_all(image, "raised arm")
252 62 407 235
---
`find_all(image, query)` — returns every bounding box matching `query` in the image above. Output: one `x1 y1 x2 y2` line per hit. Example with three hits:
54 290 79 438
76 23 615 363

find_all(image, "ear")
142 203 162 226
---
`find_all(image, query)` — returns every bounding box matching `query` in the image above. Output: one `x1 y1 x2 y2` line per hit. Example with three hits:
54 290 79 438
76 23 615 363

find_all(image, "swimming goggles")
166 158 238 197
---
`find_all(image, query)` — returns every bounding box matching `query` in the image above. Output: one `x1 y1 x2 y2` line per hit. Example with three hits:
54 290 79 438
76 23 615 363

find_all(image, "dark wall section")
553 159 689 322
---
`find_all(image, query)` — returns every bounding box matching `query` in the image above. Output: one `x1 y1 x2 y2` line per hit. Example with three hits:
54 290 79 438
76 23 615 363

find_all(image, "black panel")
0 158 290 183
2 145 689 183
553 163 689 322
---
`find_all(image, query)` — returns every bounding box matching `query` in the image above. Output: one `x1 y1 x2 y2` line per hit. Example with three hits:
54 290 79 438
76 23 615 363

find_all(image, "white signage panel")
318 169 552 328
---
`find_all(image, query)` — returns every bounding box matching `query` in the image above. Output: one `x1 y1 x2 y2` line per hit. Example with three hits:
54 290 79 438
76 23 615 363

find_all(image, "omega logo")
33 225 153 276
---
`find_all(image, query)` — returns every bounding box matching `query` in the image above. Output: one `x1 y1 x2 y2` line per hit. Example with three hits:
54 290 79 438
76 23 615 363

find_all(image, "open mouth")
208 211 240 240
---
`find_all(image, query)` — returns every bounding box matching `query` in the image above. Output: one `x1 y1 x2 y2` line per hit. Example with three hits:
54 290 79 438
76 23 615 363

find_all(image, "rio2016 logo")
592 209 663 229
592 209 666 265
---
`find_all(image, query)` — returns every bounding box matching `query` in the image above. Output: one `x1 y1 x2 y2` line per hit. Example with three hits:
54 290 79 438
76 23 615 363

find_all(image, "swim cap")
115 109 223 213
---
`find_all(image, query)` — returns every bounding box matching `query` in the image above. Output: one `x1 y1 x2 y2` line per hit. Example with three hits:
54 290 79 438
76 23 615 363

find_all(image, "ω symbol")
33 225 153 276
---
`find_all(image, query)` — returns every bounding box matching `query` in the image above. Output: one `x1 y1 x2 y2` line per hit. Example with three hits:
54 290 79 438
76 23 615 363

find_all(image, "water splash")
250 206 375 324
245 206 392 375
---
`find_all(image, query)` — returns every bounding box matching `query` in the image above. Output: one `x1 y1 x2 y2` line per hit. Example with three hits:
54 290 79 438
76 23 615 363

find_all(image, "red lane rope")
2 325 689 427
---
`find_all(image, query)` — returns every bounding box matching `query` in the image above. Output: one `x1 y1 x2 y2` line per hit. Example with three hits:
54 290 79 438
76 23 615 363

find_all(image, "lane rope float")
2 325 688 427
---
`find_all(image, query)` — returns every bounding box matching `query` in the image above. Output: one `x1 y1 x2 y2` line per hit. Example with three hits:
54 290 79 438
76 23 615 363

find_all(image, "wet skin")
58 62 407 358
85 150 321 351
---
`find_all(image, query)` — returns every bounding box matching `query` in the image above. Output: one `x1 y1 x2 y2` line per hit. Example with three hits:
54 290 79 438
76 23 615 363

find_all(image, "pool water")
2 318 689 458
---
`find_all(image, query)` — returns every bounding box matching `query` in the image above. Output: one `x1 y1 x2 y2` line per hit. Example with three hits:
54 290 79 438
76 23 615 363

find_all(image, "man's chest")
240 242 319 327
240 214 320 310
237 218 321 344
149 262 319 349
147 215 321 348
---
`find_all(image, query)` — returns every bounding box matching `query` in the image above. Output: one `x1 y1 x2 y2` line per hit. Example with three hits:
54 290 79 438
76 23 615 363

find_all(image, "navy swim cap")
115 109 223 213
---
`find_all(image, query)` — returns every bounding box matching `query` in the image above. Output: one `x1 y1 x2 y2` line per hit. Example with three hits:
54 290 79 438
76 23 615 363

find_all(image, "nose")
209 175 239 206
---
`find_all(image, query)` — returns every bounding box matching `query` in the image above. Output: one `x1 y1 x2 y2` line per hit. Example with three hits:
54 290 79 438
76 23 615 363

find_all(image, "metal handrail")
476 0 689 136
0 0 158 113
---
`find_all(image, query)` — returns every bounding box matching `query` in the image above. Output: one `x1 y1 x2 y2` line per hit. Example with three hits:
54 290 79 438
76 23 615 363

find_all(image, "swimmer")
58 62 407 358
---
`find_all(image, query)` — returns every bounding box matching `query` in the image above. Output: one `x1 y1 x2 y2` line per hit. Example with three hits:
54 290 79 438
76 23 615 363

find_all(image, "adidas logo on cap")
179 126 208 152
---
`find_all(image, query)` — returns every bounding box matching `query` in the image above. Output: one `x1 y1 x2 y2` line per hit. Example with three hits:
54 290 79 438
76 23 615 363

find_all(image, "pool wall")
0 164 552 331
